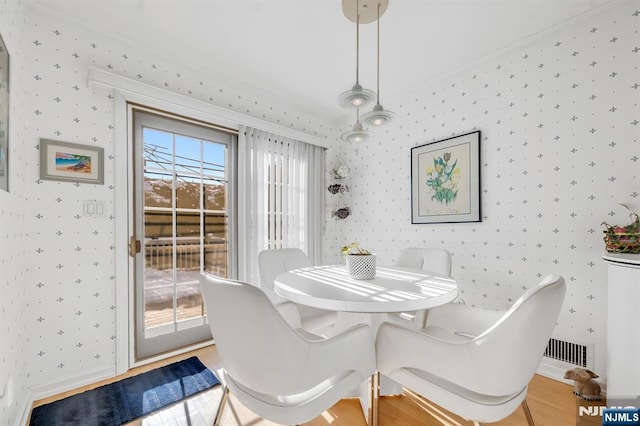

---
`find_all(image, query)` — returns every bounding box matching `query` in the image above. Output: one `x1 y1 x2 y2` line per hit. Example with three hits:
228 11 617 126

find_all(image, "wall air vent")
543 338 593 369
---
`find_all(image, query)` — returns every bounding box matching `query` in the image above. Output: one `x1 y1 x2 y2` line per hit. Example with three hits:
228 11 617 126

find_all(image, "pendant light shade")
361 0 395 126
341 109 372 142
361 103 397 126
338 84 376 108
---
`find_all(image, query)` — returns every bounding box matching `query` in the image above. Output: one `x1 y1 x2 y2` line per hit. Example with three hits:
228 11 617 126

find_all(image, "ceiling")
31 0 616 124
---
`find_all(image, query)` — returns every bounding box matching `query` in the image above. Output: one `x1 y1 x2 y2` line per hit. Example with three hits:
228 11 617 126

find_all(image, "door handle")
129 235 141 257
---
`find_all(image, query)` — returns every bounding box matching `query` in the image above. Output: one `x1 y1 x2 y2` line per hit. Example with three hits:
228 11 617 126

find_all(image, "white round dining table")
274 264 458 314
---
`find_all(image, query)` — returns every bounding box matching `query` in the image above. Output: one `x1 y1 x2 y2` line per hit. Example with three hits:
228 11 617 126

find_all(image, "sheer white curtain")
237 126 325 285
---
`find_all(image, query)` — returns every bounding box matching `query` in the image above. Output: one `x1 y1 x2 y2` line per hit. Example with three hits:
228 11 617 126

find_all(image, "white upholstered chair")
395 247 452 276
258 248 336 335
200 273 376 425
393 247 453 327
376 275 566 425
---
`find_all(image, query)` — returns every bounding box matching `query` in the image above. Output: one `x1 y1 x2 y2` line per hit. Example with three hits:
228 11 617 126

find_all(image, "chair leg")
521 399 535 426
368 372 380 426
213 385 230 426
473 422 483 426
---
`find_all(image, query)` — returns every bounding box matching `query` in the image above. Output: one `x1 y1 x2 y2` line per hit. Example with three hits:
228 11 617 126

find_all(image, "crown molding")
87 68 330 148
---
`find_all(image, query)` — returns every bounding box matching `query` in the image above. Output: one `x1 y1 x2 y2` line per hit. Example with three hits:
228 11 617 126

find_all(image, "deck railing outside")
143 236 228 328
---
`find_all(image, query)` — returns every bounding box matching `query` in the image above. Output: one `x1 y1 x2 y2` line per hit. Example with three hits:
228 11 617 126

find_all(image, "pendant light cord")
355 0 360 84
376 1 380 104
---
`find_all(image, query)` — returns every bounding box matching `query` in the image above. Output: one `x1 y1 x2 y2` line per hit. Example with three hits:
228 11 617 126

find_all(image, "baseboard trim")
29 365 115 402
537 360 573 384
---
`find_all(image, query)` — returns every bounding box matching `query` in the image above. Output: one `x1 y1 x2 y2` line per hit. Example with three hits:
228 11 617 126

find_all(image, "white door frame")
113 90 243 373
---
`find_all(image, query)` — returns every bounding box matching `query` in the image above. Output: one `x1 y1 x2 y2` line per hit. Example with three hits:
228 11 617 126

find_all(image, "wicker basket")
346 254 377 279
602 208 640 254
604 231 640 254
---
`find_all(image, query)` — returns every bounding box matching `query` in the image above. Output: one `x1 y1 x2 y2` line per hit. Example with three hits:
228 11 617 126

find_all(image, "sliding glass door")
132 107 236 359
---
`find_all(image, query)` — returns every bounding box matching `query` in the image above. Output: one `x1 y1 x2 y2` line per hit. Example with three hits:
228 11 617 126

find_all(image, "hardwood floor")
32 345 605 425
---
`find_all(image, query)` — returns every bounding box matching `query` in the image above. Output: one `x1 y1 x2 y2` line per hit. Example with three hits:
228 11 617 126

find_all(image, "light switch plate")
84 200 106 218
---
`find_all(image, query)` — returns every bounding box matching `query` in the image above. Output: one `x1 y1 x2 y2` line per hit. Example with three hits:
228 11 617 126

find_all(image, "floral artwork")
411 131 481 224
425 152 460 204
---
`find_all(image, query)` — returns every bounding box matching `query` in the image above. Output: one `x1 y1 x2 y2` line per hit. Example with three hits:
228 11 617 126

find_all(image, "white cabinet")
603 252 640 405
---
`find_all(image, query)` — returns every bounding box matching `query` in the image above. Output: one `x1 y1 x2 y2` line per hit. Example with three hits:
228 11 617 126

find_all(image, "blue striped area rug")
30 356 220 426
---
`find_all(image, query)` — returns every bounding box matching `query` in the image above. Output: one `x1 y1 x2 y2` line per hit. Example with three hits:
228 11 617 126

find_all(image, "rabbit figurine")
564 367 601 401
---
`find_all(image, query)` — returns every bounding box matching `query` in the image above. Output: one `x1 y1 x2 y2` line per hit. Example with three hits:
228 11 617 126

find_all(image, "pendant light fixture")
361 0 396 126
337 0 376 109
341 108 373 142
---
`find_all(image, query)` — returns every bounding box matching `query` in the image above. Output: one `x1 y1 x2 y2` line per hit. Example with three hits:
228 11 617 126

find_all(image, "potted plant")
341 242 376 279
602 204 640 254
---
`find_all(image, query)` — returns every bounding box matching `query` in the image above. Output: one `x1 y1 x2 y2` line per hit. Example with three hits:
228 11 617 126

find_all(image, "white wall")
325 1 640 380
0 0 30 424
21 5 334 395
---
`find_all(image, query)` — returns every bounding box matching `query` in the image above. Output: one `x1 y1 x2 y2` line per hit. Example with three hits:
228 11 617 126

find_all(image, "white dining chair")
258 248 337 335
200 273 376 425
396 247 452 276
376 274 566 425
393 247 452 327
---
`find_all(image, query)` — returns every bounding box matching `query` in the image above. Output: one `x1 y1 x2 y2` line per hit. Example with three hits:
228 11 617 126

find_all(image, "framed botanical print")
411 130 481 224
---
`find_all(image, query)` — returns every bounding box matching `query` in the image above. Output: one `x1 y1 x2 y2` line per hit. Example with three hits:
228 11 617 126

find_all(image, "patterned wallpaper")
21 5 334 395
325 1 640 379
0 0 29 424
1 2 636 420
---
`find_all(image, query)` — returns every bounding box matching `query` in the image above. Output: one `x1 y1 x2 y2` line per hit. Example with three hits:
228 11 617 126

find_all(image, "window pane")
143 128 173 171
176 211 201 270
204 178 226 211
144 172 173 208
175 134 202 174
143 236 174 329
174 211 203 322
204 212 228 276
176 174 201 209
203 142 226 180
143 128 174 209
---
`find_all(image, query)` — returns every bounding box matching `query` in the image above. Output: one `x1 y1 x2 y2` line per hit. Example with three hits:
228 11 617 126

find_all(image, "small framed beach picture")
40 139 104 184
411 130 481 224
